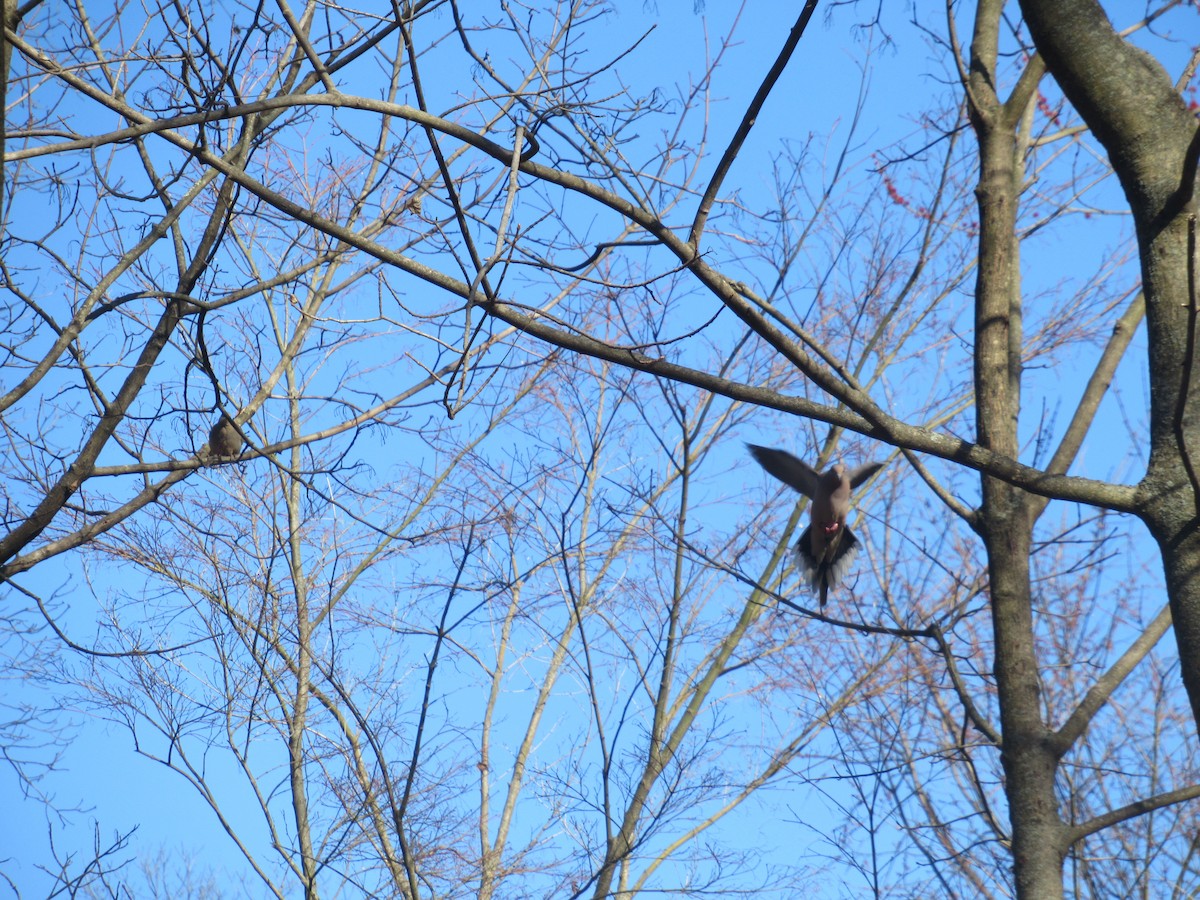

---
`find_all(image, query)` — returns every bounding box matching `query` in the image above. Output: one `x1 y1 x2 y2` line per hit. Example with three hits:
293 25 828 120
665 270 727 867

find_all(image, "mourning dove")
206 414 244 461
748 444 883 606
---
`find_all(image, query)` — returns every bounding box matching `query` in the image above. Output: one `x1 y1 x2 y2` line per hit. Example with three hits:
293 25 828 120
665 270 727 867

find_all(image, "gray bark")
967 3 1069 894
1019 0 1200 725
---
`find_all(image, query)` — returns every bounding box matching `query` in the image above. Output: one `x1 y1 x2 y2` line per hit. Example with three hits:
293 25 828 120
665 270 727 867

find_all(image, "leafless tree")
4 2 1200 898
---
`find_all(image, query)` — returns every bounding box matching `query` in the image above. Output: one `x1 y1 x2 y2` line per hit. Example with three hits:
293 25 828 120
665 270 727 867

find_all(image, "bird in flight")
748 444 883 607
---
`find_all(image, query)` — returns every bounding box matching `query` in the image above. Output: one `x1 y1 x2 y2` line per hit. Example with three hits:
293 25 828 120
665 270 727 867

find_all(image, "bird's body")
207 414 244 461
748 444 882 606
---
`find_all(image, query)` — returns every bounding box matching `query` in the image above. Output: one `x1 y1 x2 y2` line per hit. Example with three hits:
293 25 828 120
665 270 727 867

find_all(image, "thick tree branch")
4 69 1136 514
1067 782 1200 844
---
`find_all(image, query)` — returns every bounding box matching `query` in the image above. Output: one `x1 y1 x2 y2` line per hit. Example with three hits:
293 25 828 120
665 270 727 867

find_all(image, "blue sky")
3 2 1196 896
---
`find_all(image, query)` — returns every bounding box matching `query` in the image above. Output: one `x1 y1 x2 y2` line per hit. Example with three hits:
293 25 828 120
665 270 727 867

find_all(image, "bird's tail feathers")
795 525 860 607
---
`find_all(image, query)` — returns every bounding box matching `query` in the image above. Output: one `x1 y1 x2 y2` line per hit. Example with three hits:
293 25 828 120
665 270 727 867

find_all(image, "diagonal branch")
10 39 1140 514
1030 290 1145 522
1067 782 1200 845
1052 601 1173 756
687 0 820 250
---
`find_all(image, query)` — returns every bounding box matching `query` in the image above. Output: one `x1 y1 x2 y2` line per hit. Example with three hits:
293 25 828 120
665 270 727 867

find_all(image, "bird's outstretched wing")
747 444 821 497
848 461 884 491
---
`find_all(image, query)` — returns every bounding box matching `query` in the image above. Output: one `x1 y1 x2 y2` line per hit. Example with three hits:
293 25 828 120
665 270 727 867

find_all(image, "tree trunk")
969 3 1068 895
1018 0 1200 725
